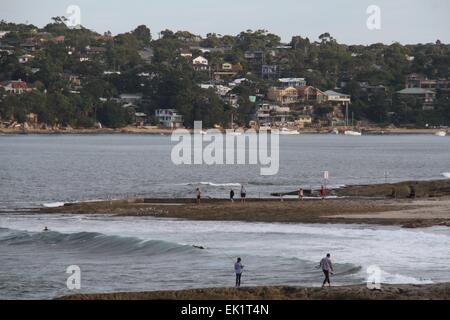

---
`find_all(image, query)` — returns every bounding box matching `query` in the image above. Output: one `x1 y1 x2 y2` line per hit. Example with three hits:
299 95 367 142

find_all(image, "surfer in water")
230 189 235 202
43 226 49 232
234 257 244 288
320 253 334 288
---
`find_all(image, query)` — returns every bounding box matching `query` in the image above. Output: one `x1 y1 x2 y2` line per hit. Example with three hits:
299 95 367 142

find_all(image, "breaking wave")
0 227 196 256
182 182 242 187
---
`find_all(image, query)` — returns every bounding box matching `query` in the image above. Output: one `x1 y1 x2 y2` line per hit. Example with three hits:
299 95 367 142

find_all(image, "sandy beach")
60 283 450 300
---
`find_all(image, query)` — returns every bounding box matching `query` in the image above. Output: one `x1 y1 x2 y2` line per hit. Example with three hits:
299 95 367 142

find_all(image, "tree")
47 92 76 126
132 25 152 47
97 101 133 128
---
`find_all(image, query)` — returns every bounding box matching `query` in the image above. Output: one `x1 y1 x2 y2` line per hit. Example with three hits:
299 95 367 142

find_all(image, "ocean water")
1 134 450 299
1 214 449 300
0 134 449 208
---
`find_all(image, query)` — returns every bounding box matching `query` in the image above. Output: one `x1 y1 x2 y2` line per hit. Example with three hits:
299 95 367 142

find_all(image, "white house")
324 90 351 103
278 78 306 88
193 56 208 65
119 93 143 104
155 109 184 129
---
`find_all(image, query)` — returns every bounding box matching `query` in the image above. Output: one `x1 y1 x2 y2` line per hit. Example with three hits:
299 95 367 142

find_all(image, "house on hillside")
155 109 184 129
397 88 436 111
324 90 351 104
244 51 264 60
255 103 293 127
62 73 82 90
53 35 65 43
359 82 387 96
179 49 193 58
229 78 248 88
222 93 239 108
119 93 143 104
200 84 232 97
261 65 279 79
278 78 306 88
86 46 107 55
406 73 450 92
0 80 32 95
295 115 313 128
192 56 209 71
267 87 298 105
212 63 242 80
297 86 326 104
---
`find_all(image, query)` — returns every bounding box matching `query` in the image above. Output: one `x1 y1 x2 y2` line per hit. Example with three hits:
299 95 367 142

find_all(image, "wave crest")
0 228 195 256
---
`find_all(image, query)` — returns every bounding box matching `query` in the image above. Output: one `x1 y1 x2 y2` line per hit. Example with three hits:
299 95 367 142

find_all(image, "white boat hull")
279 132 300 135
279 128 300 135
344 130 362 136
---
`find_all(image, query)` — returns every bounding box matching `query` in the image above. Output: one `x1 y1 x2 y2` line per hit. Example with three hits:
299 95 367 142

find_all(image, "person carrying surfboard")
320 253 334 288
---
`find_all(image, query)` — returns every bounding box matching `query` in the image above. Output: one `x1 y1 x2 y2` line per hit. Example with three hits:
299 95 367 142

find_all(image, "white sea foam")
42 202 65 208
180 182 242 187
442 172 450 178
2 215 450 286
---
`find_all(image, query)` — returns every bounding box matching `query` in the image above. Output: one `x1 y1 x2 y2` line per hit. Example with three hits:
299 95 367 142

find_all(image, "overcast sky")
1 0 449 44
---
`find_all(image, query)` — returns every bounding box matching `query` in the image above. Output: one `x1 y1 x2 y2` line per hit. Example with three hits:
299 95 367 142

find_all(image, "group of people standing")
230 186 246 203
233 254 334 289
298 185 327 200
196 185 247 204
196 185 328 203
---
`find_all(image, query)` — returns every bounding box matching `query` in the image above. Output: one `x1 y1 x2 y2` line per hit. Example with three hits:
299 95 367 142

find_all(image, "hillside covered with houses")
0 18 449 131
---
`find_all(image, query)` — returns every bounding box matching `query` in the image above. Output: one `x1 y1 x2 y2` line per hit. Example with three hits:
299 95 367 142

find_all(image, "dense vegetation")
0 19 449 128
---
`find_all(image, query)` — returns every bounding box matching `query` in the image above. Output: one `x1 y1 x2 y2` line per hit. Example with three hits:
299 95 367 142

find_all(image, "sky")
1 0 449 45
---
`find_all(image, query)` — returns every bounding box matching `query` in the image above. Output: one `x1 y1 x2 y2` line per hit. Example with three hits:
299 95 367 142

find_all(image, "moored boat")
344 130 362 136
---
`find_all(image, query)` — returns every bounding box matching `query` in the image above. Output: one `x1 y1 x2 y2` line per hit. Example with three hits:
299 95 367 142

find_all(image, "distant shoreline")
0 127 448 135
59 283 450 300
